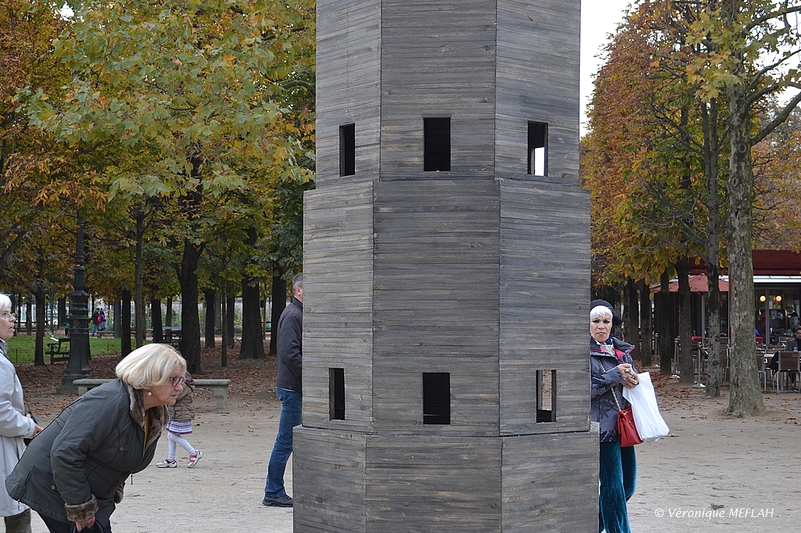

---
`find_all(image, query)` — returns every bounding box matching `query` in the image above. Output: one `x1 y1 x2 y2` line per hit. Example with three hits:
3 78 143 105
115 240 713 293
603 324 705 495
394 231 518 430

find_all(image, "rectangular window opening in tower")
536 369 556 423
424 117 451 172
329 367 345 420
422 372 450 424
528 121 548 176
340 123 356 176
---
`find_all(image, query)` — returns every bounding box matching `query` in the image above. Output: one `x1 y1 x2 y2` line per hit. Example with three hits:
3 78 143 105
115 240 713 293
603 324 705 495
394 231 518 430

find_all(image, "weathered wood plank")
302 0 593 530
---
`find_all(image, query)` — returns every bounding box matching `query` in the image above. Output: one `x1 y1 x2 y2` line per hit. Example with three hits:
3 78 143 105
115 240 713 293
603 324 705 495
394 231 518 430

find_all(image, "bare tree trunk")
220 280 228 367
151 298 163 343
637 279 653 367
676 258 694 384
724 37 764 415
134 212 146 348
239 276 265 359
239 227 265 360
120 290 132 357
702 96 724 398
705 263 723 397
25 300 31 336
166 297 173 327
204 289 216 349
178 240 203 374
33 286 45 367
659 270 672 375
623 278 639 360
226 295 235 349
58 297 67 331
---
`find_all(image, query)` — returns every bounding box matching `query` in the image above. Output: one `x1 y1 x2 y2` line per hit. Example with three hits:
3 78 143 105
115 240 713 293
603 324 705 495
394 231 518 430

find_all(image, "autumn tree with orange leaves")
0 0 112 364
1 1 71 271
585 0 801 415
684 0 801 417
583 1 724 388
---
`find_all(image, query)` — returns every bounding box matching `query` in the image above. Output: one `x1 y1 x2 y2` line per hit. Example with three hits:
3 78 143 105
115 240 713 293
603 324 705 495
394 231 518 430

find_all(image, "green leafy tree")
25 0 315 372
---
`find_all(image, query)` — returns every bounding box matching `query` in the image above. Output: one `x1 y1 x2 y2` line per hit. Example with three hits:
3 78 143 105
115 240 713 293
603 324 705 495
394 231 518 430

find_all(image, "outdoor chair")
773 351 800 392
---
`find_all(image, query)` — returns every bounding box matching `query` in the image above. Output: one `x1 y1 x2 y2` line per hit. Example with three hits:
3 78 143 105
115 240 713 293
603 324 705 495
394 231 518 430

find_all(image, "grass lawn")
4 335 122 364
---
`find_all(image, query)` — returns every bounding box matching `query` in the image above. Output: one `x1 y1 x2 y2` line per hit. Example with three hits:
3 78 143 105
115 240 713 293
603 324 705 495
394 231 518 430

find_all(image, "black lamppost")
58 213 92 393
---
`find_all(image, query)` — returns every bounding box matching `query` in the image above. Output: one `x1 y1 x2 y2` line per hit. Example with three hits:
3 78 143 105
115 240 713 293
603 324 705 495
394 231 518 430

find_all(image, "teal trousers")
599 441 636 533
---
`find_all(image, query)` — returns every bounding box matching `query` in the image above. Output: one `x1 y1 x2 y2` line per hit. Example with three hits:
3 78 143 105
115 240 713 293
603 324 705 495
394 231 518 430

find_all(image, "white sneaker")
157 458 177 468
187 450 203 468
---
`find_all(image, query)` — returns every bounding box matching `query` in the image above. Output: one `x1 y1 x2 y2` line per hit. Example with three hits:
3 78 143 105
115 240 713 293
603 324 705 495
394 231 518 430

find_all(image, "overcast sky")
580 0 631 135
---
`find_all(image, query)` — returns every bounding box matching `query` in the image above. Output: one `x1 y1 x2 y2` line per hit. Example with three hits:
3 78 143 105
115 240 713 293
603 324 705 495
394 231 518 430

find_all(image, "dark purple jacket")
590 336 636 443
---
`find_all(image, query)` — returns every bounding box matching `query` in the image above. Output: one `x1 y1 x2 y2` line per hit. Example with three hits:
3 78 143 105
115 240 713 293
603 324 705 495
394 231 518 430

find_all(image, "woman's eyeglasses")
168 376 185 386
0 312 15 320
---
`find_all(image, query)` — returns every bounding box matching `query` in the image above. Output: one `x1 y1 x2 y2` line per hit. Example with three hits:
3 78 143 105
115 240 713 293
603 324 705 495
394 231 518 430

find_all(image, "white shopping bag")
622 372 670 442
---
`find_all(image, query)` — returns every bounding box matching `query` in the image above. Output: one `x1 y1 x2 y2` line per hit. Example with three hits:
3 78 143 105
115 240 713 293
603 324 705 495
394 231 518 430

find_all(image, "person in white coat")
0 294 42 533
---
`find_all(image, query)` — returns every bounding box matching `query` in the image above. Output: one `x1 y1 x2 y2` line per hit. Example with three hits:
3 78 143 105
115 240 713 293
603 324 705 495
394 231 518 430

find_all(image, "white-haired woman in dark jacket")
590 301 639 533
6 343 186 533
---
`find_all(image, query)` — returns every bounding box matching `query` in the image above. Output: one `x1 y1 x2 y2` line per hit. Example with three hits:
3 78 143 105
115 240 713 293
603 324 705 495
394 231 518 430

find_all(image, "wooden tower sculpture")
295 1 597 530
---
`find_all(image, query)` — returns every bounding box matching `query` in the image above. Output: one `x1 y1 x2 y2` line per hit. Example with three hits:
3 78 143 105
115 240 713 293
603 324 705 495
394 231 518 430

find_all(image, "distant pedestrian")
98 309 106 335
157 371 203 468
262 273 303 508
90 309 99 336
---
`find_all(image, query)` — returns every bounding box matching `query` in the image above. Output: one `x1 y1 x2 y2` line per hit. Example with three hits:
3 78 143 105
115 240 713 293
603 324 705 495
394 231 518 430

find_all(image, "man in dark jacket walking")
262 273 303 507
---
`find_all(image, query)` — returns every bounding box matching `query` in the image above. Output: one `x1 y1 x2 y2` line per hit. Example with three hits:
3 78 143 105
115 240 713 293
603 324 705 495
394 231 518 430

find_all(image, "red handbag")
615 405 642 447
601 358 643 447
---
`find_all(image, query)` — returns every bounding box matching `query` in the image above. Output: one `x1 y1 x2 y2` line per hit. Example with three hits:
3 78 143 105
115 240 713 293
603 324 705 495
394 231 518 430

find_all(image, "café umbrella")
667 273 729 293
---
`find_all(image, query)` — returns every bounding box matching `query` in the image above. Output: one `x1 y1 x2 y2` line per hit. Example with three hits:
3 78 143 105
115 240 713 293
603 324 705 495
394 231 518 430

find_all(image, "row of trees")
583 0 801 417
8 1 799 420
0 0 316 372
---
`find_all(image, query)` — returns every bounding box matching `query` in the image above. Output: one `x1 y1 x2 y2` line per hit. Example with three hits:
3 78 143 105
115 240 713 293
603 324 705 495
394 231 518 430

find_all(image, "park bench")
46 337 70 364
162 326 182 348
72 378 232 409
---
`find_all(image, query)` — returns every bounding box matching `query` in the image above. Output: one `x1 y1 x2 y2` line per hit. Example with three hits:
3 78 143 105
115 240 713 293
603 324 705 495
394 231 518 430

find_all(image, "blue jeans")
599 441 636 533
264 388 302 498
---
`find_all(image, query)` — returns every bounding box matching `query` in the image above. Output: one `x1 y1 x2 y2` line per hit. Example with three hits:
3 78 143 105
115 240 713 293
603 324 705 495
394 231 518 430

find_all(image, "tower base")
294 427 599 532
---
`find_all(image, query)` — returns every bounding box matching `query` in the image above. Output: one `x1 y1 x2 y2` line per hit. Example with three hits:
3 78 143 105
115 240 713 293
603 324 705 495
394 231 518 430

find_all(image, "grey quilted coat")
6 379 167 524
590 336 637 443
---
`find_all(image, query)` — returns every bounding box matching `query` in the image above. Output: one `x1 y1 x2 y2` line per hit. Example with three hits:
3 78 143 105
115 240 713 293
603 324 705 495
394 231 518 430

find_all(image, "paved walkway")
22 370 801 532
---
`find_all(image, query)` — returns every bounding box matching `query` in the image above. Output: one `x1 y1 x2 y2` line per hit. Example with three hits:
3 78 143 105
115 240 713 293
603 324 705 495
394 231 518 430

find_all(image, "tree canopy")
584 0 801 414
4 0 316 368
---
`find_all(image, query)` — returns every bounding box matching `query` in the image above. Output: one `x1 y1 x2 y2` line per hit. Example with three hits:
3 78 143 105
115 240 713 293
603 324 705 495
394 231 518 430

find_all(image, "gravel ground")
18 358 801 532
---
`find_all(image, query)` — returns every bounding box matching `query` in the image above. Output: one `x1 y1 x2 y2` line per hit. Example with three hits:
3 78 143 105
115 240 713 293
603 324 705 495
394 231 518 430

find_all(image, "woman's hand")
75 517 95 532
25 413 43 439
616 363 639 389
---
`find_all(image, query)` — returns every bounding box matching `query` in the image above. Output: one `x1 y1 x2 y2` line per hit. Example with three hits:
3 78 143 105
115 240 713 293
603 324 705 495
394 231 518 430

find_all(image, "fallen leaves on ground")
16 346 277 419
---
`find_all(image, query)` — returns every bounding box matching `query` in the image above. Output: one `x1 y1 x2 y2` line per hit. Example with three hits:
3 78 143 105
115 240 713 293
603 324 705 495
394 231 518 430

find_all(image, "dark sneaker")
262 494 293 507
